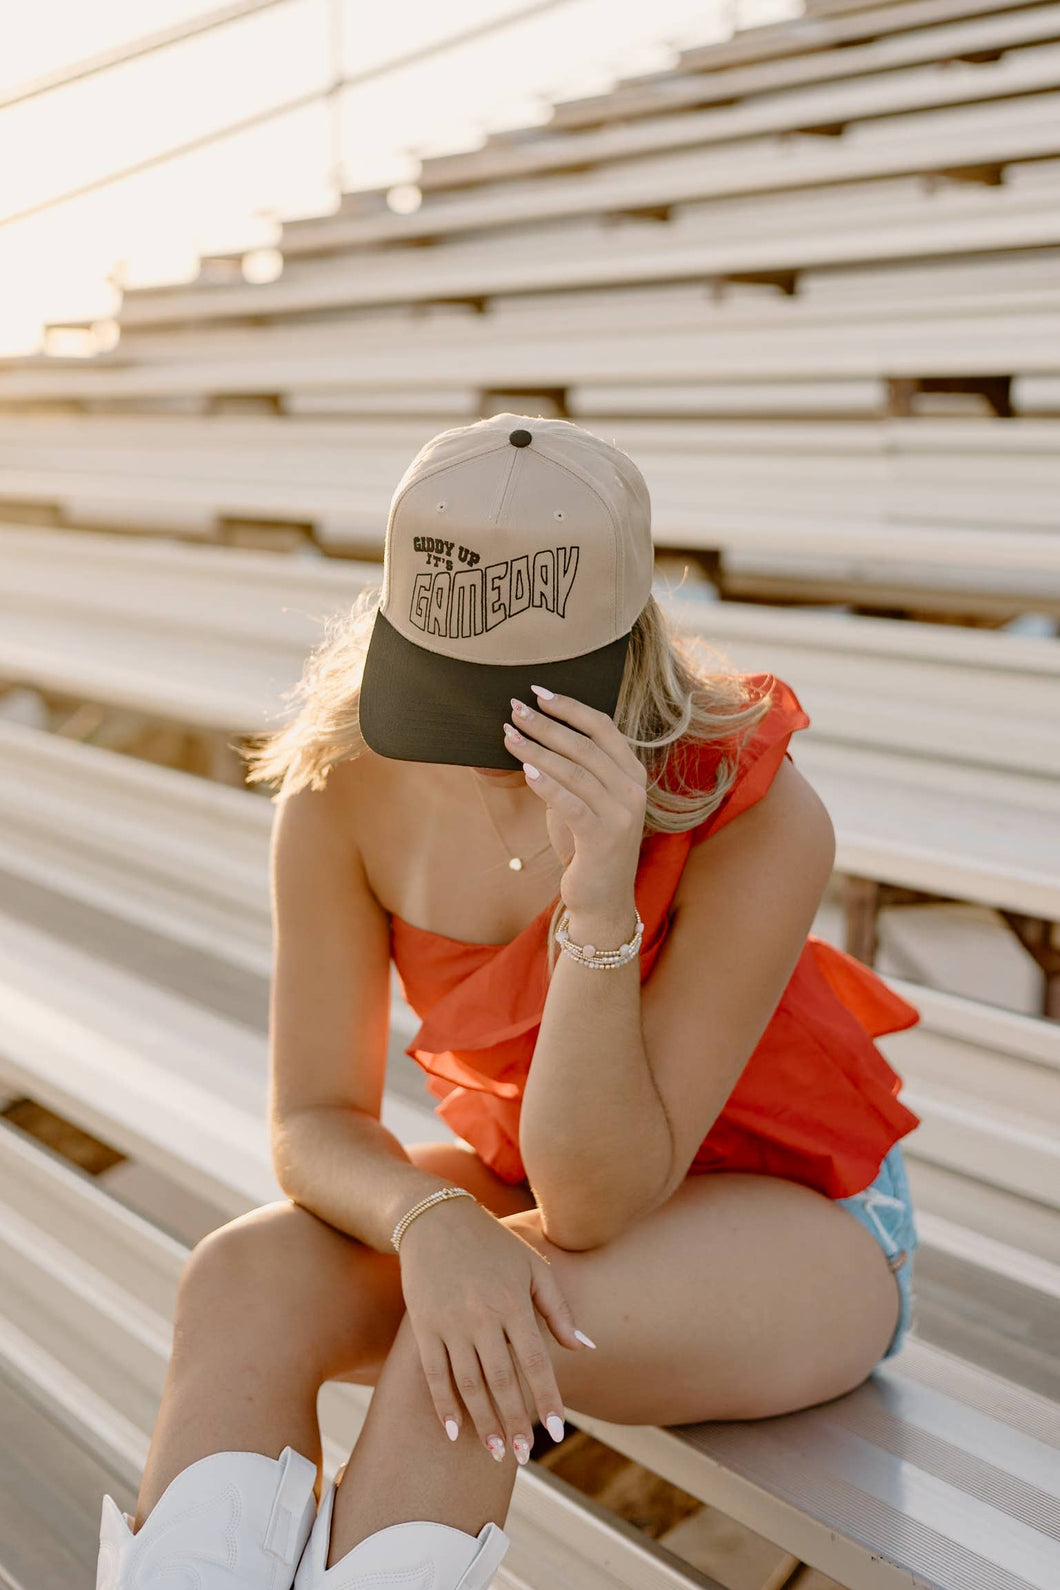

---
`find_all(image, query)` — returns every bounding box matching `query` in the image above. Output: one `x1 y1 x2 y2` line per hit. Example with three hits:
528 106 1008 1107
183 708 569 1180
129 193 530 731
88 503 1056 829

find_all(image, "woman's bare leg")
131 1143 533 1532
325 1167 905 1564
325 1309 523 1567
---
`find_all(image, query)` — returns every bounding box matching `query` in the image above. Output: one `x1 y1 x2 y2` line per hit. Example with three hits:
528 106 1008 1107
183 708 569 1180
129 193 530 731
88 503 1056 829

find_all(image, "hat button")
509 428 532 447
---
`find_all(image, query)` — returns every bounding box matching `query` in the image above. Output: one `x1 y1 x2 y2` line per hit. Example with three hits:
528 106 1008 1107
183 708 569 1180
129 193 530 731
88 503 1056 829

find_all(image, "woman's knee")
177 1198 408 1381
179 1199 341 1312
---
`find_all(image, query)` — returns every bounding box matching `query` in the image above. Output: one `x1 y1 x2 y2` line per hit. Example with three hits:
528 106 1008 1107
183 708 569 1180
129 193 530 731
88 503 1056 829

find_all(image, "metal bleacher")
1 0 1058 1586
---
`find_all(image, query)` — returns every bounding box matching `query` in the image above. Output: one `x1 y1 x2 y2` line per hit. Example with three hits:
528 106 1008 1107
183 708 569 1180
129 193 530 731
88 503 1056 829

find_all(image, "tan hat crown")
380 412 654 667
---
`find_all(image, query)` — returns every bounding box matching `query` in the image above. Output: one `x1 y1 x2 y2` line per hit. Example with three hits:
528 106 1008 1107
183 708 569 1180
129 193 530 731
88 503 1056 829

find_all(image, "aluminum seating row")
1 415 1057 614
329 38 1060 214
109 98 1060 327
464 1 1060 155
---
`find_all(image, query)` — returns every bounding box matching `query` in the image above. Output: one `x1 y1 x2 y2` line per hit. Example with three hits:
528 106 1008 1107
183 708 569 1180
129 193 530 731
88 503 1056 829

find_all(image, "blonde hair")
240 585 773 974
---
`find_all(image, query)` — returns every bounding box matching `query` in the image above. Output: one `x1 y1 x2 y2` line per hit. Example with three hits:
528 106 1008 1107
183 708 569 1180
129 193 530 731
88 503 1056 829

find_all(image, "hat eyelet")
436 500 448 512
553 508 565 520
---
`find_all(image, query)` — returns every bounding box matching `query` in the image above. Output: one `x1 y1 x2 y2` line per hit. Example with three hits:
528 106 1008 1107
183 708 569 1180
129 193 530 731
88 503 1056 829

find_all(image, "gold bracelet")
556 908 644 968
391 1185 478 1254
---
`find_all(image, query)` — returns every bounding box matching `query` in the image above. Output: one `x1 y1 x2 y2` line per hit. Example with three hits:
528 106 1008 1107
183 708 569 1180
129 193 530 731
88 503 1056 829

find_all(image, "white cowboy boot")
292 1476 511 1590
96 1444 319 1590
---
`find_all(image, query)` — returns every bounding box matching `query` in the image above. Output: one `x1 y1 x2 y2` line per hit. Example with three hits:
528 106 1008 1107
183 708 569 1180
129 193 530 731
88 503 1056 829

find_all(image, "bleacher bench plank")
524 1 1058 139
323 43 1060 219
573 1343 1060 1590
108 146 1060 326
2 411 1059 608
2 529 1058 916
642 0 1047 89
11 244 1059 392
454 4 1060 160
0 908 449 1218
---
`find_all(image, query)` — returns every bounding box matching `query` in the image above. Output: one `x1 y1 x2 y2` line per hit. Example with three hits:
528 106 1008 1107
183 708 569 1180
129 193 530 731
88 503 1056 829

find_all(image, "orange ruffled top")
389 673 922 1201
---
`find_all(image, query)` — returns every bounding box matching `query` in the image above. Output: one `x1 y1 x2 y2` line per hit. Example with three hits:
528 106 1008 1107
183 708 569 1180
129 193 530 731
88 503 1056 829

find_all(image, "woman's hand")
502 687 648 920
397 1195 592 1463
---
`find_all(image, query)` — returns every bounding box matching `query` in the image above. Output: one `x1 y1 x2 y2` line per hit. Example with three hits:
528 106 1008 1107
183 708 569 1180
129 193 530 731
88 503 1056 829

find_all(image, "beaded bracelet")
555 908 644 969
391 1185 478 1254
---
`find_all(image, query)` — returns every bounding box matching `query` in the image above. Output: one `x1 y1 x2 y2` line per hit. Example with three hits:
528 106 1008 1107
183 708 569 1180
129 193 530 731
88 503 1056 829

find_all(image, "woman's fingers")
475 1322 537 1463
446 1337 512 1461
527 1250 584 1351
504 1306 567 1440
402 1217 598 1462
417 1329 464 1441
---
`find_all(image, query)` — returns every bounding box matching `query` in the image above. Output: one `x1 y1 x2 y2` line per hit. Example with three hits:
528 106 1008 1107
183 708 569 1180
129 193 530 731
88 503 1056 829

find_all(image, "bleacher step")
912 1245 1060 1402
0 1359 135 1590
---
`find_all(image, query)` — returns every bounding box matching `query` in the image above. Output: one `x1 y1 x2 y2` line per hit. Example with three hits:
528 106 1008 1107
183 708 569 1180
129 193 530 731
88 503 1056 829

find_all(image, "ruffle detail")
808 936 921 1038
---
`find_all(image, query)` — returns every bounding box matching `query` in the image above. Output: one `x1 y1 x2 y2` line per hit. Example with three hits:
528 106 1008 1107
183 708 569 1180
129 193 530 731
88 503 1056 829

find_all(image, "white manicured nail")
545 1413 565 1442
445 1418 459 1441
530 684 554 699
574 1329 597 1349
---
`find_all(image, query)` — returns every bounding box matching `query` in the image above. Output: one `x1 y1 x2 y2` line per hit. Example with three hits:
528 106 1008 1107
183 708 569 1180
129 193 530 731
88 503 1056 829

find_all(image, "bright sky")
0 0 797 358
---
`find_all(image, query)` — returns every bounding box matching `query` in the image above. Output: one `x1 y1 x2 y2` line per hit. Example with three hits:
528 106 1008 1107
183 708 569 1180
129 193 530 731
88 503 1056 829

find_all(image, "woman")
96 414 922 1590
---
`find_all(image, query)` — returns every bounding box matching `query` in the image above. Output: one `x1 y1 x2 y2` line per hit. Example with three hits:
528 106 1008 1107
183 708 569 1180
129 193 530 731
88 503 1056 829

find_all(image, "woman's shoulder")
325 741 417 826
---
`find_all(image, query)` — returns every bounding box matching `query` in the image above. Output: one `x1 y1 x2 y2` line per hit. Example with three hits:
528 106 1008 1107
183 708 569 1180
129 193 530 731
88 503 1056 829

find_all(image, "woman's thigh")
338 1154 901 1421
211 1146 899 1422
501 1169 904 1424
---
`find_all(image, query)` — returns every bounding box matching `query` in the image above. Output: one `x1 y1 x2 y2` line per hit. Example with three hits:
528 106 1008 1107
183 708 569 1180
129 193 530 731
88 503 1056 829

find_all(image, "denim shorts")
833 1140 920 1361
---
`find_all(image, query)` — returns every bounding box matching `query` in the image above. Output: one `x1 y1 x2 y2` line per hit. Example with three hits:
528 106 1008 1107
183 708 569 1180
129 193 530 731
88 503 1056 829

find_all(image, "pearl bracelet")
391 1185 478 1253
556 908 644 968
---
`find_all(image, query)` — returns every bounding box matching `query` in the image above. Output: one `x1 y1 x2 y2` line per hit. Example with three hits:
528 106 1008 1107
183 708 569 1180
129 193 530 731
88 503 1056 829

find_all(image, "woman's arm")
267 766 457 1254
519 757 835 1251
519 893 671 1251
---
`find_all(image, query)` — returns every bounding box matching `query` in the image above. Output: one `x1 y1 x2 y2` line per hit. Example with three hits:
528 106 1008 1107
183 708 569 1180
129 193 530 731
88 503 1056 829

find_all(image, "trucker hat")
358 411 655 768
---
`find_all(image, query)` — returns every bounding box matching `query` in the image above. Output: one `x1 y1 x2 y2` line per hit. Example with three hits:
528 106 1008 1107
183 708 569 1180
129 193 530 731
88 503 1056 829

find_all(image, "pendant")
509 856 523 871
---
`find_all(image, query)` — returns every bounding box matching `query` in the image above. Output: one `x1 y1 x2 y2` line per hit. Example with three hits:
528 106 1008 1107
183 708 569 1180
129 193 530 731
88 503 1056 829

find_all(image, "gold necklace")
471 769 555 872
